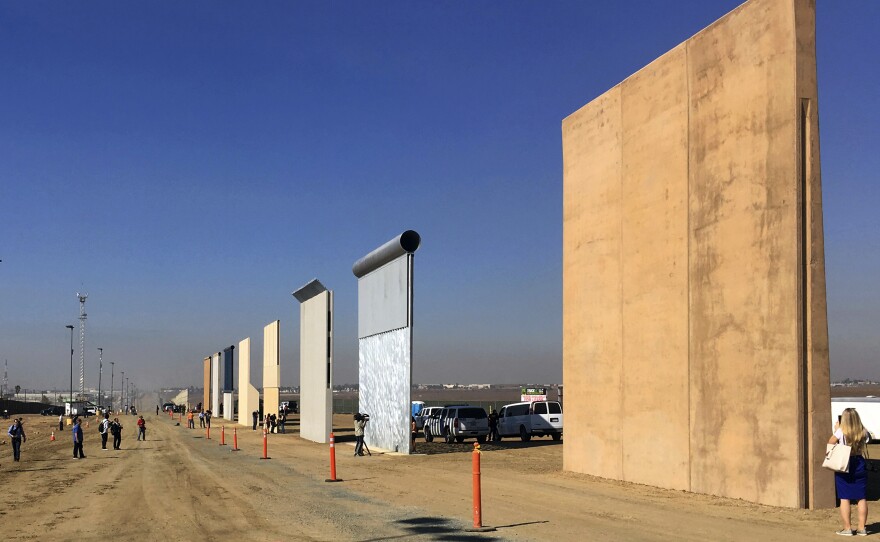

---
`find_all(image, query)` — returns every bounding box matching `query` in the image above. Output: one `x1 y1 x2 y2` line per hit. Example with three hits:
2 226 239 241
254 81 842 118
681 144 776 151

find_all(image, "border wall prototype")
293 279 334 444
353 231 420 454
562 0 832 508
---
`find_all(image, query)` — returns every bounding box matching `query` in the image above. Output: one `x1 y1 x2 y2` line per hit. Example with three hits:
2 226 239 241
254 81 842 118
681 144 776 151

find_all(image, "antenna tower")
77 292 88 398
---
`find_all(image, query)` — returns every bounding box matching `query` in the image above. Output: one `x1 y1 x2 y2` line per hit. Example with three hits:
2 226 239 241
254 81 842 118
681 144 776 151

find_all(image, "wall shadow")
361 516 502 541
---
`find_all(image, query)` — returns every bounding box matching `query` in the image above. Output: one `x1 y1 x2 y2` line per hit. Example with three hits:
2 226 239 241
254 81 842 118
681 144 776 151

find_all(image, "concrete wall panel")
620 45 690 490
211 353 221 415
237 338 259 427
299 290 333 444
561 86 623 479
203 357 211 411
263 320 280 417
562 0 831 508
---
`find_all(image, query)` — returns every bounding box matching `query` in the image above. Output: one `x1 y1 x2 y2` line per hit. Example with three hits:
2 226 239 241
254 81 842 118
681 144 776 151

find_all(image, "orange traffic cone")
50 431 55 442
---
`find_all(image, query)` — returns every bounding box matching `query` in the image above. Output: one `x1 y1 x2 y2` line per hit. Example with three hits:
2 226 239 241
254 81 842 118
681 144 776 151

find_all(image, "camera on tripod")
354 412 370 422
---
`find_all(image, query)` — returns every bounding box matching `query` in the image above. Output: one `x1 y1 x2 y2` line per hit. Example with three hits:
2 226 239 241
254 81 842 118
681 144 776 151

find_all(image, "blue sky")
1 1 878 391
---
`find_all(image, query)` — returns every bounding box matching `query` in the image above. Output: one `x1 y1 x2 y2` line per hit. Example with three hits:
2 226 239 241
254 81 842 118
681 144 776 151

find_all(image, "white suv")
425 405 489 444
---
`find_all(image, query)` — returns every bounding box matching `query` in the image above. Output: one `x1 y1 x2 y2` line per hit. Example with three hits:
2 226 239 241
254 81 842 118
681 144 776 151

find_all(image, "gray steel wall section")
357 256 411 339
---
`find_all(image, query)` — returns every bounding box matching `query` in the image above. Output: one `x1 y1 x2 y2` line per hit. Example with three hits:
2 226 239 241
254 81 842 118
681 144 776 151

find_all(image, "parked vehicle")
415 406 443 431
162 402 176 412
424 405 489 444
65 401 96 417
40 406 64 416
497 401 563 442
280 401 298 414
832 397 880 442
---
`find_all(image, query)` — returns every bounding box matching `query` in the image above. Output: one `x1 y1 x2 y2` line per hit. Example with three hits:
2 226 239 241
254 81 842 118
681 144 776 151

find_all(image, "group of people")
183 409 211 429
249 406 291 434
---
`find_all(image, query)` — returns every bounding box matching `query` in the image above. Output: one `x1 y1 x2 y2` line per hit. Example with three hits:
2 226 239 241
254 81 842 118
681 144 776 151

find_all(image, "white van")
831 397 880 442
497 401 563 442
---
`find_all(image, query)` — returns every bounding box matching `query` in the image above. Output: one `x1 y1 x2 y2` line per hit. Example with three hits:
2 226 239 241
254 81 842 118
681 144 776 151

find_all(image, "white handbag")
822 443 852 473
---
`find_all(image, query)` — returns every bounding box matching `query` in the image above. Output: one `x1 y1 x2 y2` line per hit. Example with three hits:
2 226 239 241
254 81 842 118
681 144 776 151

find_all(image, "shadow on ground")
361 516 503 541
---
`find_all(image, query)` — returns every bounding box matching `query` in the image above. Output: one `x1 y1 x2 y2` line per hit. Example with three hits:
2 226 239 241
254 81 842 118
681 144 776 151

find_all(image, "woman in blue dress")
829 408 870 536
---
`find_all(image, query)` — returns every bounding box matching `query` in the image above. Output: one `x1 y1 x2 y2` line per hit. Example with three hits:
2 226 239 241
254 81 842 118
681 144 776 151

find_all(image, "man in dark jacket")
7 418 27 462
72 417 85 459
110 418 123 450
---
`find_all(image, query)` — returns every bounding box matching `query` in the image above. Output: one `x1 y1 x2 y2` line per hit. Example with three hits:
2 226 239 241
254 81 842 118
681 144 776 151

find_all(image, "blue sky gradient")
1 1 878 391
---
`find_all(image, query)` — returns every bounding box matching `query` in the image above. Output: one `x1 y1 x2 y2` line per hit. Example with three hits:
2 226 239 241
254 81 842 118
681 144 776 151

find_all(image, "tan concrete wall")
263 320 280 417
203 357 211 411
562 0 832 508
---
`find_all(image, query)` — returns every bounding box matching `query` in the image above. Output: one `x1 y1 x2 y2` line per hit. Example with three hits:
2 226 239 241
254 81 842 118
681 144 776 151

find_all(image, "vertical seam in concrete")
685 39 693 493
619 89 626 481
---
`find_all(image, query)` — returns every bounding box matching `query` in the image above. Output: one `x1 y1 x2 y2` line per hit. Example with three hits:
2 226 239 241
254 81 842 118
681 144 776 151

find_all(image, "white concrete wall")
299 290 333 443
237 337 259 427
263 320 280 417
211 353 221 415
223 392 233 421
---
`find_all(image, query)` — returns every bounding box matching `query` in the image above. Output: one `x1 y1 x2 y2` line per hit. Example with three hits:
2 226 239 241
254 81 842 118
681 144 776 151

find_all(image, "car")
162 402 175 412
496 401 563 442
425 405 489 444
40 406 64 416
415 406 443 431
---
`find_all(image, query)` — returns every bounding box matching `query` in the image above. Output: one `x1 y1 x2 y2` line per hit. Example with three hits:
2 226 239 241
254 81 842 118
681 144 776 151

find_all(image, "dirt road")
0 412 867 541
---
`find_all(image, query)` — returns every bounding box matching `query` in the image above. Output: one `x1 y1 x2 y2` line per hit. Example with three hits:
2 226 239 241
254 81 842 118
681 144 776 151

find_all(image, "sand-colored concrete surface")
0 412 868 541
563 0 831 507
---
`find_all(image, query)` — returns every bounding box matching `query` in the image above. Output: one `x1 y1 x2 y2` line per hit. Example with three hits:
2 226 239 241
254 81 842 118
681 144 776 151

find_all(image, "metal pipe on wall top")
352 230 421 278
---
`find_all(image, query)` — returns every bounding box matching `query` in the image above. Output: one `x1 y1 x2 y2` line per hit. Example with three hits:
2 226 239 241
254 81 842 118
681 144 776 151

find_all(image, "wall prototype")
293 279 334 444
211 353 222 416
562 0 832 508
202 357 211 411
237 338 259 427
353 231 420 454
263 320 280 418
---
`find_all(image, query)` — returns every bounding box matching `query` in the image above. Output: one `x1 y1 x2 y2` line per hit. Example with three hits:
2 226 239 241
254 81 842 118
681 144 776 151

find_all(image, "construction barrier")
325 432 340 482
220 425 226 446
464 443 495 532
232 427 239 451
260 429 270 460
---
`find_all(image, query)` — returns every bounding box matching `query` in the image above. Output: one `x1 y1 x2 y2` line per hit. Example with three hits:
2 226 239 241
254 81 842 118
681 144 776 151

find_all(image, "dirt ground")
0 410 875 541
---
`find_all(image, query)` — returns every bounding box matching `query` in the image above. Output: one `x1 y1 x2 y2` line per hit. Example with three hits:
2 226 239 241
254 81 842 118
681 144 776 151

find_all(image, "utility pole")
97 348 103 407
110 361 115 412
77 293 88 399
121 371 125 412
2 359 7 399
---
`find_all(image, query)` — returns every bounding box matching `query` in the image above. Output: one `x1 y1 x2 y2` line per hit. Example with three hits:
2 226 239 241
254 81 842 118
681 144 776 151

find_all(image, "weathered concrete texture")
562 0 832 508
298 289 333 444
202 357 211 412
237 338 259 428
263 320 280 418
223 392 233 421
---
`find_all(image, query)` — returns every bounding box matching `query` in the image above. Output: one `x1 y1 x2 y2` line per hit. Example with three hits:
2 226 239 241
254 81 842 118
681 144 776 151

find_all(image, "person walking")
110 418 123 450
269 413 277 434
156 405 160 416
252 410 258 431
7 418 27 462
199 410 205 428
99 413 111 450
187 409 195 429
204 410 212 429
830 408 870 536
58 413 64 432
72 417 85 459
136 415 146 441
278 410 287 434
488 408 500 442
353 413 367 457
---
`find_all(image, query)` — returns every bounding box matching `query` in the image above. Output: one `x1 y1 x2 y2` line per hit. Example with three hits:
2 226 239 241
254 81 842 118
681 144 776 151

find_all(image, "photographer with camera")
353 413 369 457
